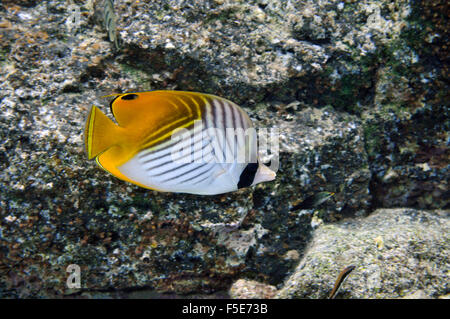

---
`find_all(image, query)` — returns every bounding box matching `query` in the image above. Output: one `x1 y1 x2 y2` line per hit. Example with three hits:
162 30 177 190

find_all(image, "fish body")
328 265 356 299
84 90 276 195
102 0 119 50
93 0 119 50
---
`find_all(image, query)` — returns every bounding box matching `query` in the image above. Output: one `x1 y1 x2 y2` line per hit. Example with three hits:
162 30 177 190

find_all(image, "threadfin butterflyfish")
84 90 276 195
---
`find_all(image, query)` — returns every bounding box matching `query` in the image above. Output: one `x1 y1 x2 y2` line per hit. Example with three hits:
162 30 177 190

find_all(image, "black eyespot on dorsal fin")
238 162 259 189
121 93 139 100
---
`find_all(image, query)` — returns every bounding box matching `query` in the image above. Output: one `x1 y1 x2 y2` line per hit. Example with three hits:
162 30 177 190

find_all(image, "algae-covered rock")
276 208 449 299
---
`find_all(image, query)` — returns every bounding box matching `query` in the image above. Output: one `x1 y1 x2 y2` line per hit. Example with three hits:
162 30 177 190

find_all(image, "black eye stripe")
238 162 258 189
121 93 139 100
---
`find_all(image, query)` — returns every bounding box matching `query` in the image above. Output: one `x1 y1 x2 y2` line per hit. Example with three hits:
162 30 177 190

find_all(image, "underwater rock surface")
275 208 449 299
0 0 448 298
229 279 277 299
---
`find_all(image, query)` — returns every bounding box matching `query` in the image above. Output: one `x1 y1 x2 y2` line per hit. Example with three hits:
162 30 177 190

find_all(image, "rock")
111 0 415 109
401 290 431 299
276 208 449 299
229 279 277 299
363 104 449 209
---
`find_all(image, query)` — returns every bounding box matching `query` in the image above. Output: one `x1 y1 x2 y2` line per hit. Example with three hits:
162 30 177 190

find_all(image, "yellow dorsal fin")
84 105 122 159
109 91 204 127
108 91 206 150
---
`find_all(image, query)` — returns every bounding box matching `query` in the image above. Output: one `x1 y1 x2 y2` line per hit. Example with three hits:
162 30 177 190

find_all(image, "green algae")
119 63 152 91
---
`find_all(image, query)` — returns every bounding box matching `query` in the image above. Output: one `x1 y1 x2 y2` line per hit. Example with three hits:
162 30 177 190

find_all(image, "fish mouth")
262 164 276 180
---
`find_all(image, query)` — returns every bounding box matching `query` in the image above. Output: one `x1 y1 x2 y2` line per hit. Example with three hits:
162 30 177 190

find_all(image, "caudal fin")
84 105 121 159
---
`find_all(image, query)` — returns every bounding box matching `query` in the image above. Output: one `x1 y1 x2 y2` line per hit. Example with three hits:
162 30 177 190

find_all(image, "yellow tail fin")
84 105 121 159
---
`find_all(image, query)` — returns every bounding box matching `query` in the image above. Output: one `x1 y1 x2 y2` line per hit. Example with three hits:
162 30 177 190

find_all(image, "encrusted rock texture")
0 0 448 298
275 208 449 299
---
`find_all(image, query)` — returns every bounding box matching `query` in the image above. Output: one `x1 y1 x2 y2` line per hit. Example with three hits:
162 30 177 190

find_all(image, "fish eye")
121 93 139 100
